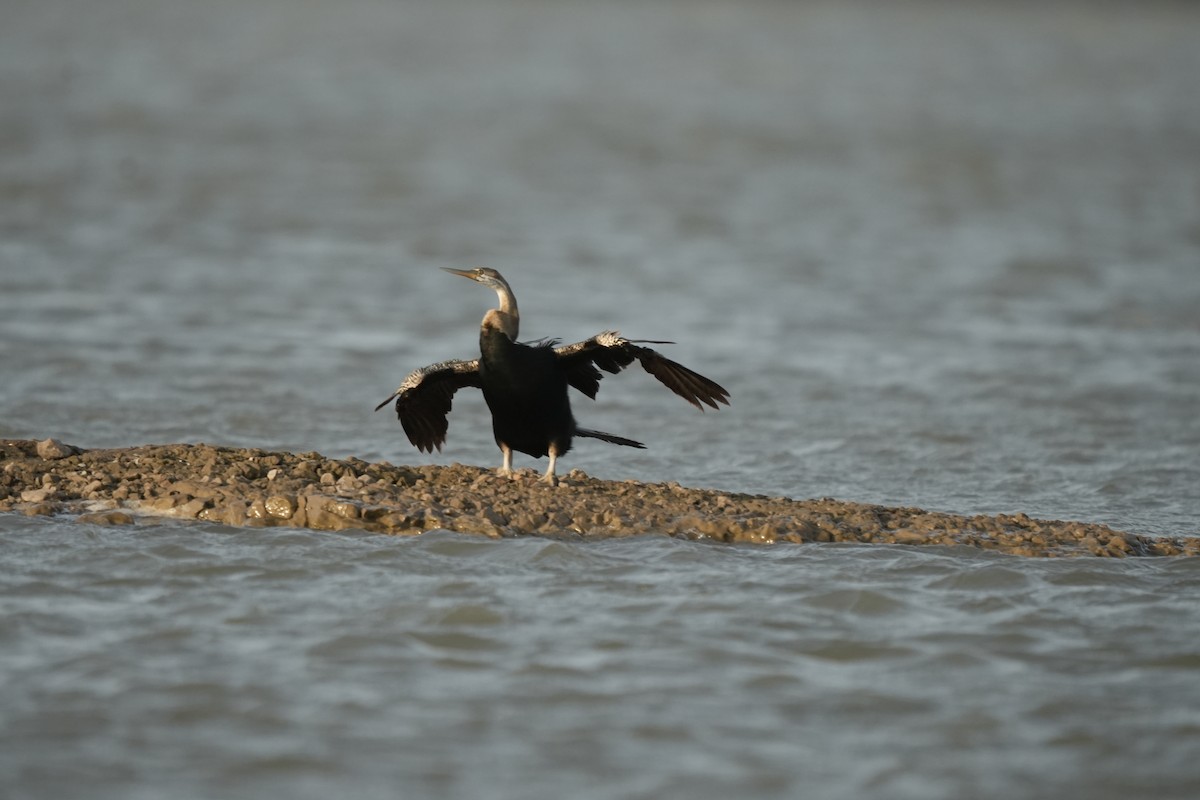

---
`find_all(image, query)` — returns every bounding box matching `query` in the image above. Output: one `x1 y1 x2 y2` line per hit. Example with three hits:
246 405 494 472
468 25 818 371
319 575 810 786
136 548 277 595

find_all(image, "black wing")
553 331 730 410
374 358 483 452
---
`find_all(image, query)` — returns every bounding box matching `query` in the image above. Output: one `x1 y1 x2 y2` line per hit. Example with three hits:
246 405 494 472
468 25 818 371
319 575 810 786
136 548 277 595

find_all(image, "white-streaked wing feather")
553 331 729 410
375 358 483 452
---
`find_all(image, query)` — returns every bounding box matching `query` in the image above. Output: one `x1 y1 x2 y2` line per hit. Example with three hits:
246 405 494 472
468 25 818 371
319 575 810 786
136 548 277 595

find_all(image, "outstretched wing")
374 359 483 452
553 331 730 411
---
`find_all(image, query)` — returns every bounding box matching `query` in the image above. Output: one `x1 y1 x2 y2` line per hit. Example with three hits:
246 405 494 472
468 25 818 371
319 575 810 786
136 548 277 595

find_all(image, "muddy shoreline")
2 439 1194 557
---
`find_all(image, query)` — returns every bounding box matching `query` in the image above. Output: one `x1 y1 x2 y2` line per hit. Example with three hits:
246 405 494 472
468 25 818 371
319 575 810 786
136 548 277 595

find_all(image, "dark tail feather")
575 427 646 449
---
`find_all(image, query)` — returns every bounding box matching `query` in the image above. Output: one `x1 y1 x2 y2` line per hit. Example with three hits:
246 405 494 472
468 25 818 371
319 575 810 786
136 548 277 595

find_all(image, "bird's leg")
497 444 513 478
540 445 559 486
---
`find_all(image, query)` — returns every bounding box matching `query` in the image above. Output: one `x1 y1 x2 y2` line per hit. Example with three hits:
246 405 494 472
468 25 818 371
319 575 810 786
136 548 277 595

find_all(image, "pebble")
37 438 81 460
265 495 295 519
76 510 135 526
178 498 209 518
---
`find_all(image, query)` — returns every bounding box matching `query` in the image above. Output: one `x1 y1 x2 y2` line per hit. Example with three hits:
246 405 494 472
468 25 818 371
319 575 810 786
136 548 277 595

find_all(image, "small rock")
76 510 135 526
302 495 360 530
148 495 182 511
264 495 295 519
37 438 81 460
247 499 268 520
178 498 209 518
197 506 226 523
360 505 391 523
267 468 280 481
22 502 56 516
1106 535 1132 556
330 501 360 520
320 472 335 485
20 488 51 503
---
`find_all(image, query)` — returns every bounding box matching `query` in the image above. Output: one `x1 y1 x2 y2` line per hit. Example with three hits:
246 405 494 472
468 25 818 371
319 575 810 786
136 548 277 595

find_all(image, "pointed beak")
440 267 478 281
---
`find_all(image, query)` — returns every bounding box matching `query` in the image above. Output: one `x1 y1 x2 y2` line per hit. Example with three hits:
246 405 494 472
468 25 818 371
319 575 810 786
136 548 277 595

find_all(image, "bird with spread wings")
377 268 729 484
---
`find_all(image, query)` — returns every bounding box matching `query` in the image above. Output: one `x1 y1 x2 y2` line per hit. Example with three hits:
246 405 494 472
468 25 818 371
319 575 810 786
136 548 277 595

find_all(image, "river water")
2 1 1199 797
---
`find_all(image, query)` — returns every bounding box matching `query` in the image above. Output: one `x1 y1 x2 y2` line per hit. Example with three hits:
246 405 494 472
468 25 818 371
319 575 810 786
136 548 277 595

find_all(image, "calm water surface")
2 1 1199 797
5 516 1200 800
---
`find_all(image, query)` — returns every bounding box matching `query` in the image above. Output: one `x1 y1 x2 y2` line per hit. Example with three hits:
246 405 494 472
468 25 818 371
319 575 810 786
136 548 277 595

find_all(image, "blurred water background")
2 1 1199 798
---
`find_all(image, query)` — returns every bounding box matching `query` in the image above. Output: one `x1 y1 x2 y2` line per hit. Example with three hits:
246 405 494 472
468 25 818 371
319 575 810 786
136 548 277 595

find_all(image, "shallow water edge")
3 439 1193 558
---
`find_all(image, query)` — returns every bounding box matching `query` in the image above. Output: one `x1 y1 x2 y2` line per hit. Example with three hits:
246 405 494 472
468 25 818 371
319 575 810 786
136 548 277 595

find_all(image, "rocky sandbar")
1 439 1195 558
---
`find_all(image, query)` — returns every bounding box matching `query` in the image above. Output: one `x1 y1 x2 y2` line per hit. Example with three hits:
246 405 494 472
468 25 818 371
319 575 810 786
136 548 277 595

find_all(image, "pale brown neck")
482 308 519 340
495 282 518 320
485 280 519 338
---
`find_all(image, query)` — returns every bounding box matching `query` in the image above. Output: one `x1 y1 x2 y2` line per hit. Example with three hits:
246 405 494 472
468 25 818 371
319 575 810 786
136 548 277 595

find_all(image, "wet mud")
2 439 1195 557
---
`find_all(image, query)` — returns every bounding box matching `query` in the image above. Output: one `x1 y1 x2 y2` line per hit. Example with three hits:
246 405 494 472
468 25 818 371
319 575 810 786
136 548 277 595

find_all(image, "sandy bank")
2 439 1194 557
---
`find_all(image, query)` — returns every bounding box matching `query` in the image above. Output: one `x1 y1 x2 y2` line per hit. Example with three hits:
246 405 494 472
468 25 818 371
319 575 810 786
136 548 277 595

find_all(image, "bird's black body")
478 328 573 459
376 268 729 483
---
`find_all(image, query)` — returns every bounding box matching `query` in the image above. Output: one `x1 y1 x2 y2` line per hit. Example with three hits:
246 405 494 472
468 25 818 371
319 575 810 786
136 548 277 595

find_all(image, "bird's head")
441 267 511 294
442 267 519 337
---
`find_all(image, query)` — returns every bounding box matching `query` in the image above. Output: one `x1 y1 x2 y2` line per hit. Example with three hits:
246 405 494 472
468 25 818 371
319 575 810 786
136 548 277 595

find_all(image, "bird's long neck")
482 283 519 340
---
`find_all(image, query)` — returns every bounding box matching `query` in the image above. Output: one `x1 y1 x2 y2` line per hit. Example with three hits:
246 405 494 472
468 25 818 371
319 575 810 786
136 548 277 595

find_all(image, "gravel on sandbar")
2 439 1194 558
